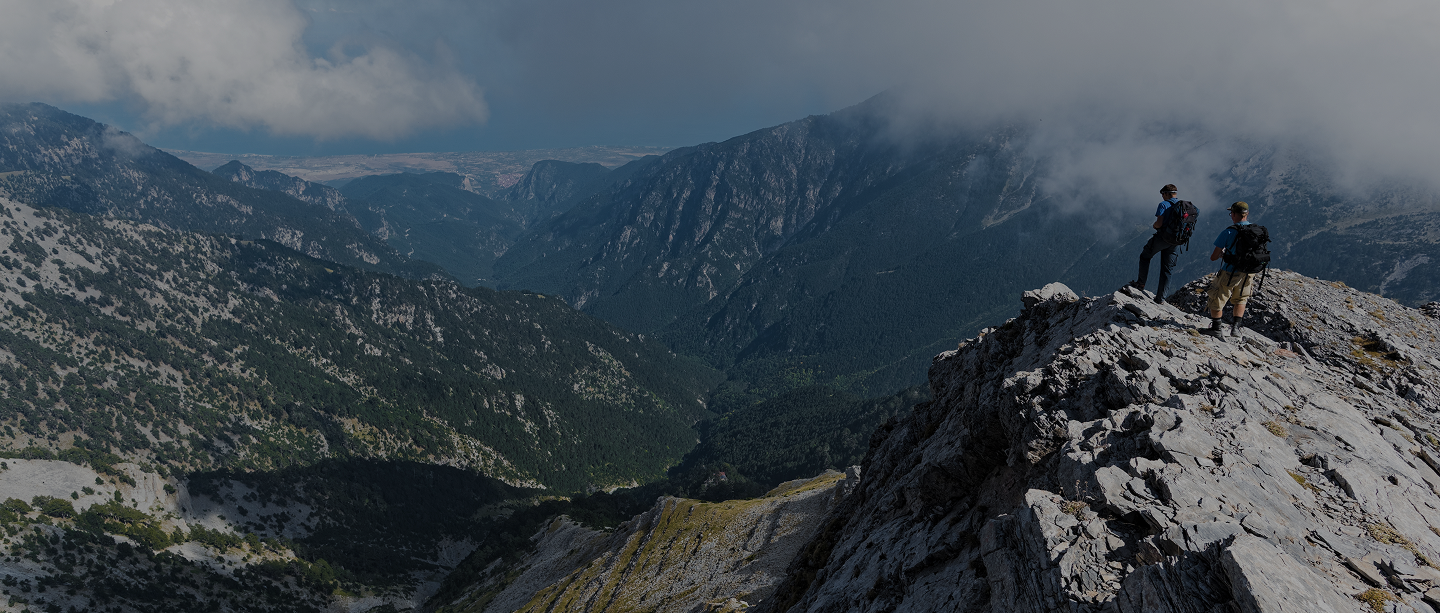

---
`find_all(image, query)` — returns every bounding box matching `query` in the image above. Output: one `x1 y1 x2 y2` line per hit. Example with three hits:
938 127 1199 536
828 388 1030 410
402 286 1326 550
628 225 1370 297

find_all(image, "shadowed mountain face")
0 102 440 280
209 160 626 286
492 97 1440 394
339 172 526 285
499 159 616 226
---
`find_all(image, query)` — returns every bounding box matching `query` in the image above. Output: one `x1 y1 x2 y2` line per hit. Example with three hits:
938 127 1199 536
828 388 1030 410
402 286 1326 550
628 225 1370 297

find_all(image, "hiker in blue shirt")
1204 201 1257 337
1130 184 1183 303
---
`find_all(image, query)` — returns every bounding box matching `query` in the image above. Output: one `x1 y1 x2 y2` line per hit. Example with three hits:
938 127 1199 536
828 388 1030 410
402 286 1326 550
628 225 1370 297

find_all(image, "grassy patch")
1351 336 1404 370
1288 470 1321 493
1262 421 1287 437
765 471 846 498
1367 523 1435 567
1355 588 1395 613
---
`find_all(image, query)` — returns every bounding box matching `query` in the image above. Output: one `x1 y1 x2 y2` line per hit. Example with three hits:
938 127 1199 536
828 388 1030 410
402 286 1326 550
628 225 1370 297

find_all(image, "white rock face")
761 273 1440 613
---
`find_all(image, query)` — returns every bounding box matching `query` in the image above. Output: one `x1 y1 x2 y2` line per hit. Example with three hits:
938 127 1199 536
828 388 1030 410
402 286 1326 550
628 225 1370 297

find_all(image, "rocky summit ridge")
749 270 1440 613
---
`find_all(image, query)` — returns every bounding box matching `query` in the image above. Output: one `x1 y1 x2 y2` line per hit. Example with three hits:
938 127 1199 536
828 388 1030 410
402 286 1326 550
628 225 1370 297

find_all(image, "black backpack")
1159 200 1199 245
1222 224 1271 274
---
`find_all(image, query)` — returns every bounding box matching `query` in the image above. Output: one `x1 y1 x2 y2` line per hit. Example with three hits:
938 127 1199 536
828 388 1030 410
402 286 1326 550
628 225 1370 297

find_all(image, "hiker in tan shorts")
1204 202 1270 338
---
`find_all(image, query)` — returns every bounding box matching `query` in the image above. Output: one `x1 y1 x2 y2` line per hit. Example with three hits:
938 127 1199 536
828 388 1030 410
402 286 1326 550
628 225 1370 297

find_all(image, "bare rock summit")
759 270 1440 613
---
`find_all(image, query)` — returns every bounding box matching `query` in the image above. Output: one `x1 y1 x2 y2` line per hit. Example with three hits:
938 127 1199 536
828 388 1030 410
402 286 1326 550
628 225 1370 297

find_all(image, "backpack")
1159 200 1199 245
1222 224 1271 274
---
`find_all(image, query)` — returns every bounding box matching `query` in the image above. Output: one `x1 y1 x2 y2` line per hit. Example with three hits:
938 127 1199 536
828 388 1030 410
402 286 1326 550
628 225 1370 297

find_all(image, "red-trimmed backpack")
1159 200 1199 246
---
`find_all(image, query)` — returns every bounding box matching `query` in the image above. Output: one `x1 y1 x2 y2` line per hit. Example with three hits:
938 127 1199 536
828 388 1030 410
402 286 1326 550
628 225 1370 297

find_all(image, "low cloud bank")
4 0 1437 195
0 0 487 140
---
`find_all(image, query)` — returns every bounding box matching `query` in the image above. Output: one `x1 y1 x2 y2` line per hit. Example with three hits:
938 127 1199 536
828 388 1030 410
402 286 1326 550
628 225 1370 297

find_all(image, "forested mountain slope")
0 196 714 490
0 103 438 280
211 159 632 286
338 172 526 285
492 95 1440 395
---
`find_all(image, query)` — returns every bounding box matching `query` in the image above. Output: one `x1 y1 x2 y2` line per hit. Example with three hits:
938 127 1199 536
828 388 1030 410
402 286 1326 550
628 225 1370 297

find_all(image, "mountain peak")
211 159 256 180
761 271 1440 612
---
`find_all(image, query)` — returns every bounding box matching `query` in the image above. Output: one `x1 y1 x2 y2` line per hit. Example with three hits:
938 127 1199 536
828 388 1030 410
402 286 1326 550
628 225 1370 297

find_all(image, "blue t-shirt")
1214 221 1253 273
1155 198 1180 218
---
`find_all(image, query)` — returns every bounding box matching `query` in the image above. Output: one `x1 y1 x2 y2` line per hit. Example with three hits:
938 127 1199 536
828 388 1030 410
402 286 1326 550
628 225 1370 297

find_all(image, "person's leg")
1155 243 1178 300
1135 235 1161 289
1205 272 1231 335
1230 273 1255 334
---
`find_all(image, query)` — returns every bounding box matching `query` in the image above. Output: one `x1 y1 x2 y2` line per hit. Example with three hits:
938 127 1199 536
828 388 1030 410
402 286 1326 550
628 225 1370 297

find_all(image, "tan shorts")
1207 270 1255 311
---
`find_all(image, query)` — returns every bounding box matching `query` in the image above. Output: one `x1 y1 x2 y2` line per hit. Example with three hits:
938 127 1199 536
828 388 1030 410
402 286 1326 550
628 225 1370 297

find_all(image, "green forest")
0 202 716 491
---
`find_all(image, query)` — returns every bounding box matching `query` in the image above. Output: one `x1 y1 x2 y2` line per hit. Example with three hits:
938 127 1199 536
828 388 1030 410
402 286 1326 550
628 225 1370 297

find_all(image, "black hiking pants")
1137 234 1179 298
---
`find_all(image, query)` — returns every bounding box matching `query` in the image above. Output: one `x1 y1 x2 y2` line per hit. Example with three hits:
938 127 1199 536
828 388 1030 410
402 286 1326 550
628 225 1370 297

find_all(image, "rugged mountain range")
0 195 712 490
168 145 668 196
500 160 624 227
0 102 439 280
211 159 643 286
461 271 1440 612
212 160 349 212
489 95 1440 395
0 190 725 610
337 171 526 285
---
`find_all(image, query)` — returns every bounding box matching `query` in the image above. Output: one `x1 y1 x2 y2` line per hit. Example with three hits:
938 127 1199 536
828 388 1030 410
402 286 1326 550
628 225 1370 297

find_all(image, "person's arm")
1210 246 1225 261
1153 216 1164 230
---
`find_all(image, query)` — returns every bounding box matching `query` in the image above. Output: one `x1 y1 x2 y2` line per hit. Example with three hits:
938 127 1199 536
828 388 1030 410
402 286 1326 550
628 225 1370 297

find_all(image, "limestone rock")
762 271 1440 613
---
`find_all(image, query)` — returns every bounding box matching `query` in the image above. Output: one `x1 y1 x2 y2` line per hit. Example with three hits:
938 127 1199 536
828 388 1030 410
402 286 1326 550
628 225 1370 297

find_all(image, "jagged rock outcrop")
761 271 1440 612
455 470 860 613
212 160 350 213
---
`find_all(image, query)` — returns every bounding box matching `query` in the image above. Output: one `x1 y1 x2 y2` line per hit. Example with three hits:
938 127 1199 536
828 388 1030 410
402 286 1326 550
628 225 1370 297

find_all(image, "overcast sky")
2 0 1437 188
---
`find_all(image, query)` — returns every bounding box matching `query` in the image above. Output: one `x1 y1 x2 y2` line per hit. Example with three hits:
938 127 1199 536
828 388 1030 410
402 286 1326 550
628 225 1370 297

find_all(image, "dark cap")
1228 201 1249 213
1161 184 1178 194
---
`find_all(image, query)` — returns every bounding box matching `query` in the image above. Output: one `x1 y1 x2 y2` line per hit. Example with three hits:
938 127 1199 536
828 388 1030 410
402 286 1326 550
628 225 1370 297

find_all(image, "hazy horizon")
5 0 1440 210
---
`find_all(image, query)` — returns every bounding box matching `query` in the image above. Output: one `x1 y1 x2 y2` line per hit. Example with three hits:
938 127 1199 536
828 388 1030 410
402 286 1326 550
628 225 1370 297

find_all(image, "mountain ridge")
0 195 715 490
761 271 1440 612
0 102 442 281
488 96 1440 396
450 270 1440 612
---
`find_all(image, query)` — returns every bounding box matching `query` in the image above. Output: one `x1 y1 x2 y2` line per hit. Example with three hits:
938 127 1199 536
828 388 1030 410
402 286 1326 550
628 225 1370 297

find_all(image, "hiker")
1131 184 1198 304
1204 201 1271 337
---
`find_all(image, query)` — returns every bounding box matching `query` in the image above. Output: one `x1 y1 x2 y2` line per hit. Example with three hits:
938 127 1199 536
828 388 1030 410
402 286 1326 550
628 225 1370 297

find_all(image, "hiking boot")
1154 295 1166 305
1204 318 1227 338
1126 280 1144 291
1230 318 1245 337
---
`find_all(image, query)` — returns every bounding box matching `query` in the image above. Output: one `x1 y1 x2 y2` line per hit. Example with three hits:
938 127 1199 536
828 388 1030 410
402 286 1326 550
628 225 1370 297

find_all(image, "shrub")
1 498 32 514
40 498 75 518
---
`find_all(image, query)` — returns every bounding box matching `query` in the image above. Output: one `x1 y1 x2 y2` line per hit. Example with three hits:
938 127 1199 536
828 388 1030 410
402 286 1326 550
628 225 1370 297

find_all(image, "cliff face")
455 470 858 613
763 271 1440 612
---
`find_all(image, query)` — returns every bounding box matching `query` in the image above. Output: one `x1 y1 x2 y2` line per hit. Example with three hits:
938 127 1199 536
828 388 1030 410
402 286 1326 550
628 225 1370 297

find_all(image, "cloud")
0 0 487 140
475 0 1440 199
6 0 1438 189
